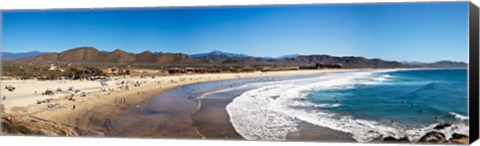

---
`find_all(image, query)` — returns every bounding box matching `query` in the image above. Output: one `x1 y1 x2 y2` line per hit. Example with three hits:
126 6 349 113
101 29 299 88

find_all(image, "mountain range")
2 51 52 59
24 47 194 64
190 50 251 58
4 47 468 68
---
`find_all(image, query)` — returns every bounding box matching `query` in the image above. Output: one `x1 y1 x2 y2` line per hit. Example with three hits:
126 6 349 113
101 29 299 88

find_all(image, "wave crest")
225 70 469 142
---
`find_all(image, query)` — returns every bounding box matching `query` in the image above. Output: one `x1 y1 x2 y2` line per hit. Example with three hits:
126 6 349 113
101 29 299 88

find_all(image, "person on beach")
3 96 6 100
73 105 76 110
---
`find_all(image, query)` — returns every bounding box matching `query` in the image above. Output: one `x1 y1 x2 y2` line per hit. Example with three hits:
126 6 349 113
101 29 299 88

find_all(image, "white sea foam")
225 70 469 142
197 87 238 99
313 103 341 108
448 112 469 121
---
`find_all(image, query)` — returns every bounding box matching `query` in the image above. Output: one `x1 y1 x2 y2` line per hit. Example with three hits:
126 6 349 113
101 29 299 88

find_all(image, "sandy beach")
1 69 356 138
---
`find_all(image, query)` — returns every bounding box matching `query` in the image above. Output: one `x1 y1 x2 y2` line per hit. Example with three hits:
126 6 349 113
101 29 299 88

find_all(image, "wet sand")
2 69 362 140
103 85 203 138
192 97 243 139
192 91 355 141
98 70 357 141
104 78 261 139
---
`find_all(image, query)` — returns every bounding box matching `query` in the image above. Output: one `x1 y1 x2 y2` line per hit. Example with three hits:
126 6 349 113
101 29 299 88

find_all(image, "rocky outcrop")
417 131 468 144
1 114 103 137
382 136 410 143
381 123 469 144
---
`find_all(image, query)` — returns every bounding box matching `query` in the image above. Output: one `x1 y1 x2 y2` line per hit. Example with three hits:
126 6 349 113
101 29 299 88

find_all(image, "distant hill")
424 60 468 68
400 61 426 65
190 50 251 58
400 60 467 68
2 51 51 59
25 47 194 64
277 55 405 68
276 54 300 59
18 47 467 68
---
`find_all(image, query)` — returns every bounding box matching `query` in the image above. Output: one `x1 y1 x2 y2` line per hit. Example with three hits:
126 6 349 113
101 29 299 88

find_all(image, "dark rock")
383 136 410 142
452 133 468 139
433 123 452 130
419 131 446 143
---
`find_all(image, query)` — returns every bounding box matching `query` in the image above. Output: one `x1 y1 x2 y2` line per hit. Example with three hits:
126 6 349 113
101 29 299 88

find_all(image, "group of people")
3 85 16 100
118 98 127 103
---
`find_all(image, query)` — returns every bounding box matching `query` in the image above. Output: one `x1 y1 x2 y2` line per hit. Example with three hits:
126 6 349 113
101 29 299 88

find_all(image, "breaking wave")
225 70 469 142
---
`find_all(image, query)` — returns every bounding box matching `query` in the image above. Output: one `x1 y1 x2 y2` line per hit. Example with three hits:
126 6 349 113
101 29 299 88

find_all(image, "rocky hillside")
20 47 467 68
27 47 194 64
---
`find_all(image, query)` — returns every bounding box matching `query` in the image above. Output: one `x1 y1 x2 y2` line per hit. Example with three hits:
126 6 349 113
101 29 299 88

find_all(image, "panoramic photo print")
0 1 471 145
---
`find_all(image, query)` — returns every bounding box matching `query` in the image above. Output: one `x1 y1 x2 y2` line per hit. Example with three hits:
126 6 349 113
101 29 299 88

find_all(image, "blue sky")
1 2 469 62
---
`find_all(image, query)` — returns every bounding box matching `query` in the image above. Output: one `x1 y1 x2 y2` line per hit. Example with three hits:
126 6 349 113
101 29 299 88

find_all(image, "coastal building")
0 76 14 80
241 67 256 72
299 63 342 69
48 64 57 71
168 67 207 74
168 67 185 74
185 67 207 73
207 69 222 73
47 64 65 72
103 67 130 76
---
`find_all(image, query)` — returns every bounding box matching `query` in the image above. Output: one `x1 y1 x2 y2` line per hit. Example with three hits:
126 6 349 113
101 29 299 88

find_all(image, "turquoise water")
307 69 468 128
225 69 469 142
110 69 469 142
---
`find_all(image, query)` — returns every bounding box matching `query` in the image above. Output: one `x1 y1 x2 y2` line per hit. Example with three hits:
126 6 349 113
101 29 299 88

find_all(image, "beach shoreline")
1 69 362 138
0 68 470 144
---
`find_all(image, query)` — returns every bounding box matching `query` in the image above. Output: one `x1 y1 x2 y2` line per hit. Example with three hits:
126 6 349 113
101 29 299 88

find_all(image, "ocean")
223 69 469 142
